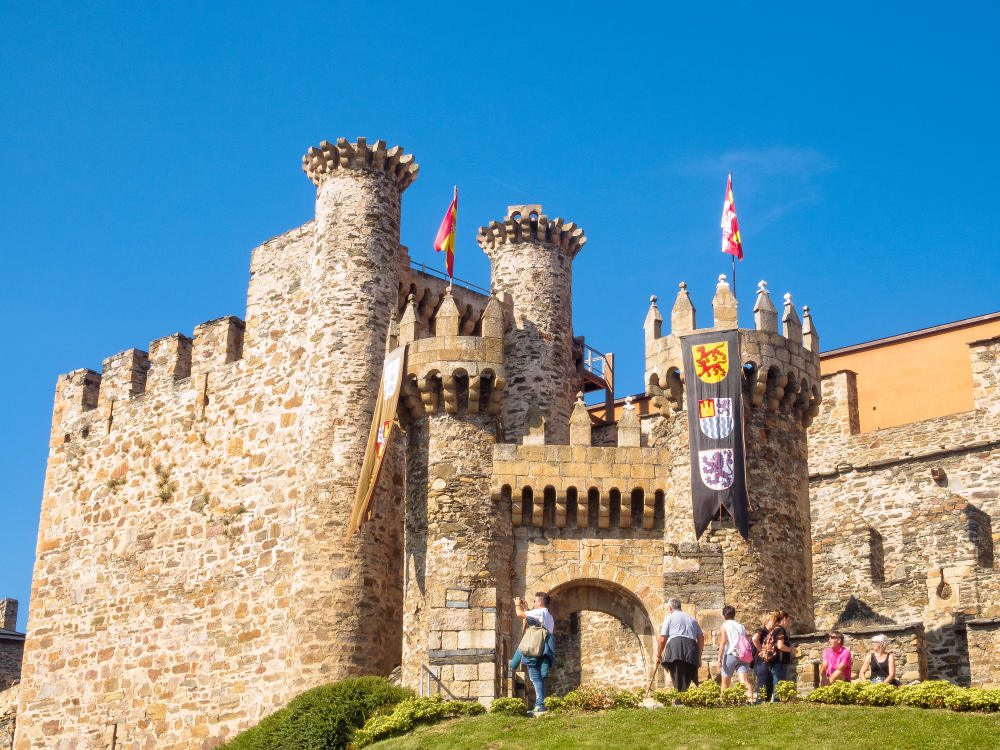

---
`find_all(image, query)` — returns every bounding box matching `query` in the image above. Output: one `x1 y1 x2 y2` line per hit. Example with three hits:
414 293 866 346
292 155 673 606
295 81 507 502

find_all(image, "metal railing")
408 261 491 296
419 664 458 700
582 344 613 383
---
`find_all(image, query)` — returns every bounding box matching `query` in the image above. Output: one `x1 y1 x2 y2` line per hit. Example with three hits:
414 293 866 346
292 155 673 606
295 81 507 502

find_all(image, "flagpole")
449 184 456 292
730 171 736 297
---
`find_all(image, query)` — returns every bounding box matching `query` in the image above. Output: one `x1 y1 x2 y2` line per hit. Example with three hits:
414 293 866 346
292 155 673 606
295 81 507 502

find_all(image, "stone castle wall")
16 141 417 748
1 685 20 750
808 335 1000 685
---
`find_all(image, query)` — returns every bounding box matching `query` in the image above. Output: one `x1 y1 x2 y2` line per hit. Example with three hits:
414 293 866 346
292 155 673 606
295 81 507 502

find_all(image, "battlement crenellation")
644 277 821 423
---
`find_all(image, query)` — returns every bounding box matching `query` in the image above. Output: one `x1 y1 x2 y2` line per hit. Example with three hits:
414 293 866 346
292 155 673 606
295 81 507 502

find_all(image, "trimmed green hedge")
218 676 413 750
807 679 1000 712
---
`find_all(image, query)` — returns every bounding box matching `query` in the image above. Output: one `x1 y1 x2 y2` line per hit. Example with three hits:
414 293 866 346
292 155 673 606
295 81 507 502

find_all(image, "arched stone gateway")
526 571 664 695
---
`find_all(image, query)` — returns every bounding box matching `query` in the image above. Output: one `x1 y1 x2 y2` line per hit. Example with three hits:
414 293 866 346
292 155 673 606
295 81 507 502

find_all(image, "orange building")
820 311 1000 432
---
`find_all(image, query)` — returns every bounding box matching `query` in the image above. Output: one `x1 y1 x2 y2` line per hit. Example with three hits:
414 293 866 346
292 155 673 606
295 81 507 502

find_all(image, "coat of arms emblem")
692 341 729 383
699 448 735 491
698 398 734 439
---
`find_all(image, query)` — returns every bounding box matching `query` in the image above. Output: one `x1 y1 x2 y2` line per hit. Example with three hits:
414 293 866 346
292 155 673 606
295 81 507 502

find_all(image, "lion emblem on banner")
692 341 729 384
699 449 735 491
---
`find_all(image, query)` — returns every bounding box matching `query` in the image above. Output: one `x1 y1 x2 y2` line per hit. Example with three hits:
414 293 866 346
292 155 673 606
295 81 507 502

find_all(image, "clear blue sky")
2 2 997 631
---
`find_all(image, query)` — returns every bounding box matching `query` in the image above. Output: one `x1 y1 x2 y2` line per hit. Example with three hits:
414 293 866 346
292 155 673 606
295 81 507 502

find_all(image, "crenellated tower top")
644 276 822 425
476 205 587 257
302 137 419 191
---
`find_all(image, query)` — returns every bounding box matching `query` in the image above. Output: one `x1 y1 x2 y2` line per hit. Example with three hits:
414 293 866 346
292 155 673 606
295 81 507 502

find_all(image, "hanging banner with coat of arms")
680 330 750 540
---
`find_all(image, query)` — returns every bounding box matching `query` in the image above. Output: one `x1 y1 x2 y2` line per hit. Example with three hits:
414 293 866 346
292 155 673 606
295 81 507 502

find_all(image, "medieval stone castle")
3 137 998 748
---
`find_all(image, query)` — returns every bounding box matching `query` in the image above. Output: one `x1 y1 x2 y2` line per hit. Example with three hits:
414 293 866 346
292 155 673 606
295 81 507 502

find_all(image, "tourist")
515 592 555 714
717 604 754 701
768 610 796 699
859 634 895 684
751 612 776 702
820 630 852 685
656 597 704 692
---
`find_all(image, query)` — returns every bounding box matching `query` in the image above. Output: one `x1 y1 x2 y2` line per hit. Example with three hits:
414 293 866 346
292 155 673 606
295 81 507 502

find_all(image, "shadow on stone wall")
834 595 896 628
926 621 971 686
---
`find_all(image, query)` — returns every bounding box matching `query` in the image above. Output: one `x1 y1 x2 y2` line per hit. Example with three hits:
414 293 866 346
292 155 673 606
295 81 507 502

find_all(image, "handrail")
583 344 613 381
419 663 459 700
408 261 491 296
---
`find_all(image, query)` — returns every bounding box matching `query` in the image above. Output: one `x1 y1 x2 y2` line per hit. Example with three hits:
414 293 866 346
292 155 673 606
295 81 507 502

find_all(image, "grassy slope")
373 703 1000 750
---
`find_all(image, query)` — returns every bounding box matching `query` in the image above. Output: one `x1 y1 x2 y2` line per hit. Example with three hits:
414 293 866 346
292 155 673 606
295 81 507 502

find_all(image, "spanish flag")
434 186 457 277
721 173 743 260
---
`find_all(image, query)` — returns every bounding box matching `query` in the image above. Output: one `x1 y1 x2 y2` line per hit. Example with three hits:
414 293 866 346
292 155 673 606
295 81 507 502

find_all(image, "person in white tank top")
718 604 753 701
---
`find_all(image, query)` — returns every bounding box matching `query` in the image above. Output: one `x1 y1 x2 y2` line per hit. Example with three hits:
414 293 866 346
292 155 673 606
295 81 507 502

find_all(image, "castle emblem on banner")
698 397 733 439
693 341 729 383
699 448 736 490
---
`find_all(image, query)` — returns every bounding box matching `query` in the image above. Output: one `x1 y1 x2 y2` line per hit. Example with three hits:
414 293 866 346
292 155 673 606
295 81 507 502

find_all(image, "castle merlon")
644 277 821 424
302 137 419 190
491 442 672 530
52 316 245 439
399 265 492 338
476 205 587 256
398 291 507 421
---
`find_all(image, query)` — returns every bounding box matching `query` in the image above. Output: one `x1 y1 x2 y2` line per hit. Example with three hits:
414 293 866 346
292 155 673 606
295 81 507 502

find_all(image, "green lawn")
372 703 1000 750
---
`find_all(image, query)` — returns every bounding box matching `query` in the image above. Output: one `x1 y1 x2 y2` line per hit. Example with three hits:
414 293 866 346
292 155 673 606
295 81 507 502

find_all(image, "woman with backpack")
751 612 776 703
717 604 754 701
768 610 797 697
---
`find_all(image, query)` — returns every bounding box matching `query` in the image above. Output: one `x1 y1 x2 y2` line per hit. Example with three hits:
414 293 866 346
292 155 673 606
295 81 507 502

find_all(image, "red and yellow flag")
721 173 743 260
434 186 457 277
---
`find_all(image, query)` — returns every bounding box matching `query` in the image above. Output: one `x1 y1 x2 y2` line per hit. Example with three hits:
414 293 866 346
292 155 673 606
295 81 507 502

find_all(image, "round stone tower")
645 277 820 633
398 291 512 702
293 138 418 682
477 206 585 444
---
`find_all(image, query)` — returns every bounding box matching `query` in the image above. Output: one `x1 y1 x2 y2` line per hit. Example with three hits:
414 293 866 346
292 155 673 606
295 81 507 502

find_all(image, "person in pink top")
821 630 852 685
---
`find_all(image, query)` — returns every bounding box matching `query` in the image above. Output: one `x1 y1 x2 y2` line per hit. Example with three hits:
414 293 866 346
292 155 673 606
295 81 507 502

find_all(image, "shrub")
562 686 616 711
652 688 680 706
219 676 412 750
719 685 750 706
679 680 722 708
352 697 447 747
807 680 864 705
612 688 645 709
489 697 529 716
773 680 798 703
855 682 898 707
896 680 960 709
543 695 565 712
444 700 485 717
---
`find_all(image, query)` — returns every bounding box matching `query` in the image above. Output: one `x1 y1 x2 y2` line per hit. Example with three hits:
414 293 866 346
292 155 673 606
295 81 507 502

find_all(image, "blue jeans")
526 659 550 710
770 662 788 701
754 662 772 701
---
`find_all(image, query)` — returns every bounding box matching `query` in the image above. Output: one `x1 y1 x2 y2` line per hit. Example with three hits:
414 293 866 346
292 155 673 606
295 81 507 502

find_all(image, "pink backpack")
735 632 754 663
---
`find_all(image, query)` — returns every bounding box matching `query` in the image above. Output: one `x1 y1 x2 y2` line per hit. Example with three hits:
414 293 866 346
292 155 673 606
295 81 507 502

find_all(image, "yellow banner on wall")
345 345 406 538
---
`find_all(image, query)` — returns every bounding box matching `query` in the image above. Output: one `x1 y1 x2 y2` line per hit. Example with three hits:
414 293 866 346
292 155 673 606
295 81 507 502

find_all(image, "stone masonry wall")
966 618 1000 688
808 336 1000 685
18 229 312 747
791 623 926 688
1 685 19 750
0 640 22 694
403 412 509 703
547 610 647 695
479 206 584 444
644 281 820 636
17 140 418 748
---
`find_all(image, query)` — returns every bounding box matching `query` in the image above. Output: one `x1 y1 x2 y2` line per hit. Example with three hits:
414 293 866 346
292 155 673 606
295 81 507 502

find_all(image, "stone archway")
528 568 662 695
